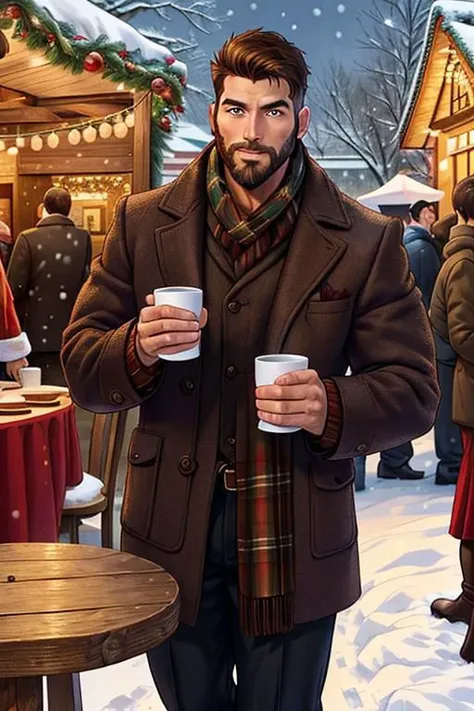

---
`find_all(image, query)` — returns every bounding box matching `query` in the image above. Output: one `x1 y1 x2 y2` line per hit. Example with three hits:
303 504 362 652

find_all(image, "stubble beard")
215 125 298 190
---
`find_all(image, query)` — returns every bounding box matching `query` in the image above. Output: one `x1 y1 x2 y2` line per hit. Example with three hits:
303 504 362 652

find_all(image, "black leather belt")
216 461 237 491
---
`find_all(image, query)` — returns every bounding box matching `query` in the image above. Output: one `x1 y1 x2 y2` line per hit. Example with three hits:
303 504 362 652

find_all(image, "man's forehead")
220 75 292 103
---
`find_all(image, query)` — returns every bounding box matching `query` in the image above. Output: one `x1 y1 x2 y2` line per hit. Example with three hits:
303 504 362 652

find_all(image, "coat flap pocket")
128 428 163 466
307 297 351 315
311 459 355 491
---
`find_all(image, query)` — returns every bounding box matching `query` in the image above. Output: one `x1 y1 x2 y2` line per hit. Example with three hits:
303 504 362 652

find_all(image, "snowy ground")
72 428 472 711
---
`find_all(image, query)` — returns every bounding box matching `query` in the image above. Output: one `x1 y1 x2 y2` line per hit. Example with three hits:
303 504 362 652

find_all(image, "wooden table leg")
0 677 43 710
47 673 83 711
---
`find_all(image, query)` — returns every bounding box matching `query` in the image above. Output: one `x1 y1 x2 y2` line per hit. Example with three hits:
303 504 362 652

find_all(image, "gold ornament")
47 133 60 149
31 135 43 152
83 125 98 143
99 122 113 139
113 121 128 139
68 129 81 146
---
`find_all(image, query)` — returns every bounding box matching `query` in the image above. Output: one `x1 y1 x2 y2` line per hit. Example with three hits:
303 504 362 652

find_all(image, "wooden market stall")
0 0 187 255
400 1 474 217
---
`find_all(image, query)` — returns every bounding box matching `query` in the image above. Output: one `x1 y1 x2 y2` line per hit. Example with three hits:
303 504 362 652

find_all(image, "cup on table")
153 287 203 361
19 367 42 388
255 354 309 434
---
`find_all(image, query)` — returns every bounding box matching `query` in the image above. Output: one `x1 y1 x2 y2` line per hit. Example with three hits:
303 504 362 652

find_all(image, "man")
375 199 441 482
62 30 439 710
7 187 91 385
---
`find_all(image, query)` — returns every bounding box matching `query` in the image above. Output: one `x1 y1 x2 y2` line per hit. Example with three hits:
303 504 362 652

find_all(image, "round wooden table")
0 543 180 710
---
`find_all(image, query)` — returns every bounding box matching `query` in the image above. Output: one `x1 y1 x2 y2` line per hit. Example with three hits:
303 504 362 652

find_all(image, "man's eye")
228 107 244 115
267 110 282 117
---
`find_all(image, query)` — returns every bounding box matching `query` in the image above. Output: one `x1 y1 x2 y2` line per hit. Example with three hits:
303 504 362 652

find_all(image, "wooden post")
132 91 152 194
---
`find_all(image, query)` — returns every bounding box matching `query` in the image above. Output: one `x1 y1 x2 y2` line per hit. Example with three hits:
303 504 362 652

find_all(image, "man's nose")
243 113 262 143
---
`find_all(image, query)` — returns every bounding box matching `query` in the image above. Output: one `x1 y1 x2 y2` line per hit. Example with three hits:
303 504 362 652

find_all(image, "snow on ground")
75 428 471 711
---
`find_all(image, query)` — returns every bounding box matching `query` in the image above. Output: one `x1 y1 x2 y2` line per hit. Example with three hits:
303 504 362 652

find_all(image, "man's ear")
209 103 216 135
296 106 311 140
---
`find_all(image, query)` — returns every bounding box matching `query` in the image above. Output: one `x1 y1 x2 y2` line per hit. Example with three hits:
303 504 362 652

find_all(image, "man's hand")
6 357 28 383
255 369 328 435
136 294 208 367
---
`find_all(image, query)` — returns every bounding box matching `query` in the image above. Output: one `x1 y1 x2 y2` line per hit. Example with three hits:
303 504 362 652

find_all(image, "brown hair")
211 29 310 111
453 176 474 222
43 187 71 217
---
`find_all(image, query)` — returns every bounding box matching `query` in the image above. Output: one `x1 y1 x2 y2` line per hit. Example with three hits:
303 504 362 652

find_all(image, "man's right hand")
136 294 208 367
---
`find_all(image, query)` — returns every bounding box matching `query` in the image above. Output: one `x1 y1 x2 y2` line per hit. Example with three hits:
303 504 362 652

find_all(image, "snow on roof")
399 0 474 141
175 121 213 146
37 0 186 78
163 135 205 154
358 173 445 210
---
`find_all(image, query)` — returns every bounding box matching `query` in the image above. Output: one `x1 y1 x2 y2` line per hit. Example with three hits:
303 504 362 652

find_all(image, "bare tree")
313 0 432 185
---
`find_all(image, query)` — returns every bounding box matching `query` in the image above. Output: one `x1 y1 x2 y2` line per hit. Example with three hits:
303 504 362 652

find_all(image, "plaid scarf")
207 143 306 636
207 142 305 276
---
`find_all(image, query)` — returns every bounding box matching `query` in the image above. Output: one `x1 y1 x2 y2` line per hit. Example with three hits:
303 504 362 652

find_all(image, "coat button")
132 452 140 461
178 456 197 476
227 437 236 447
227 300 241 314
110 390 124 405
356 444 367 454
180 377 195 395
225 365 238 379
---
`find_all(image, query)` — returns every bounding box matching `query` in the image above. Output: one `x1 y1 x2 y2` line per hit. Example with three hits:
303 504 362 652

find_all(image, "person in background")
429 175 474 662
430 212 462 485
0 213 12 269
0 259 30 381
7 187 91 385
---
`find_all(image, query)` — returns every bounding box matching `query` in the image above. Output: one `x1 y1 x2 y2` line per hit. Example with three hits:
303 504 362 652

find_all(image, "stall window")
451 63 471 114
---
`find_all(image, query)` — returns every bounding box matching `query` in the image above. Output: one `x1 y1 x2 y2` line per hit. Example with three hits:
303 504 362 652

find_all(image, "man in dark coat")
376 199 441 481
7 187 91 385
61 30 439 711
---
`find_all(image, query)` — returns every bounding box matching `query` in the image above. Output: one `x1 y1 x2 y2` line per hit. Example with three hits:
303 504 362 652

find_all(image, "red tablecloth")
0 400 83 542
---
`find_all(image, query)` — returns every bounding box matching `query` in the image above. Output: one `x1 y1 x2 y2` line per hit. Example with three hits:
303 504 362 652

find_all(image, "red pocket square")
319 282 350 301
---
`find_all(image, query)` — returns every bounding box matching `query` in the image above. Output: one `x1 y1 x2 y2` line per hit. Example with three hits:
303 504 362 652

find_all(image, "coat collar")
37 214 75 228
155 141 351 351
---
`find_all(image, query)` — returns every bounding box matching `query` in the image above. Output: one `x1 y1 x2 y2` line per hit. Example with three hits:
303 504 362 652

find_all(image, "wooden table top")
0 390 72 426
0 543 180 678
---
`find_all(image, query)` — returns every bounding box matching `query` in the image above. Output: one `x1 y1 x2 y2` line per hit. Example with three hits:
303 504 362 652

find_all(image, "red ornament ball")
6 5 22 19
175 105 185 114
165 55 175 66
20 30 28 39
159 116 172 132
46 33 55 44
83 51 104 73
73 35 88 41
151 77 166 94
118 49 129 59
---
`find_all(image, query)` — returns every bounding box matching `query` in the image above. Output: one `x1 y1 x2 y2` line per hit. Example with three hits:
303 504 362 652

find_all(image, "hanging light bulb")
7 146 19 156
16 136 25 148
0 140 5 152
125 112 135 128
113 120 128 139
31 135 43 152
47 132 60 149
83 125 97 144
99 122 113 139
68 129 81 146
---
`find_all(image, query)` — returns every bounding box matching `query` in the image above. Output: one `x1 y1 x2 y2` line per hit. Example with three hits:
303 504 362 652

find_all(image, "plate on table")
0 380 21 391
20 386 69 400
0 393 25 404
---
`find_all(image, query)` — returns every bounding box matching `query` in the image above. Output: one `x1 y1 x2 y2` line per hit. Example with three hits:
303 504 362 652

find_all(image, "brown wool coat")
430 224 474 427
61 145 439 626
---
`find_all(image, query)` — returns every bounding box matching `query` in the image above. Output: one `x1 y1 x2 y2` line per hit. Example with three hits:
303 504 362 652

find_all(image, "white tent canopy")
358 174 445 212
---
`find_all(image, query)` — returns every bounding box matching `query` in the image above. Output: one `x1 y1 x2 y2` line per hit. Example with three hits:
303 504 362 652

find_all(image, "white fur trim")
0 332 31 362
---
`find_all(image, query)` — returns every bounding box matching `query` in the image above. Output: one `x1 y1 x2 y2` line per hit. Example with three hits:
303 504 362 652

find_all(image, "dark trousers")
435 360 462 473
147 483 336 711
380 440 414 468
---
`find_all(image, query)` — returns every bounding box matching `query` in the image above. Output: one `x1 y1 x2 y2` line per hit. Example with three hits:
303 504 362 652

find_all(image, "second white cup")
255 354 309 434
19 366 42 388
153 287 203 361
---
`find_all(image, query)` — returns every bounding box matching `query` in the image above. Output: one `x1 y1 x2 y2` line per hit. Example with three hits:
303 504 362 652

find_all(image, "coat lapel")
265 157 352 353
154 146 211 289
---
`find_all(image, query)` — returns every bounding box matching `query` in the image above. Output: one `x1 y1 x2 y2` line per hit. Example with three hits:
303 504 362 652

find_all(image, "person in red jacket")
0 259 30 381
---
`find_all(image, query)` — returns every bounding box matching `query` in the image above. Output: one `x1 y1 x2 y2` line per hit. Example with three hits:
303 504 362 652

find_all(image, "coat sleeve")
61 196 166 413
327 218 440 459
6 232 31 324
445 257 474 365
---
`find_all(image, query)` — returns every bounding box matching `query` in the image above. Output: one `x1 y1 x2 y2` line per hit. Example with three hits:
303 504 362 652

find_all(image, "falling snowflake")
291 23 297 30
66 232 72 239
73 240 78 247
343 170 349 178
359 174 365 180
312 7 322 16
384 18 394 27
49 314 54 319
55 253 62 260
250 2 257 8
281 11 286 16
337 4 346 12
11 510 20 519
62 255 72 265
42 325 48 330
226 9 234 16
38 260 46 270
37 297 42 302
29 289 35 296
42 338 47 344
47 274 51 279
59 291 67 300
336 31 343 38
37 244 42 250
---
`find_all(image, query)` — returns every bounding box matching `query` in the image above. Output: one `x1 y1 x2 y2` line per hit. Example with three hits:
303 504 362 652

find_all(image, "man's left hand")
255 369 328 435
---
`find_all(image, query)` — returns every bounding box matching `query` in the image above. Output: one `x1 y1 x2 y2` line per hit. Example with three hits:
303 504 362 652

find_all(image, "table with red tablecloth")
0 397 83 542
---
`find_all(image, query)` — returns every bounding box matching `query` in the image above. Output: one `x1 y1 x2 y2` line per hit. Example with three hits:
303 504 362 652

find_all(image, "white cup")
19 367 42 388
255 354 309 434
153 287 203 361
